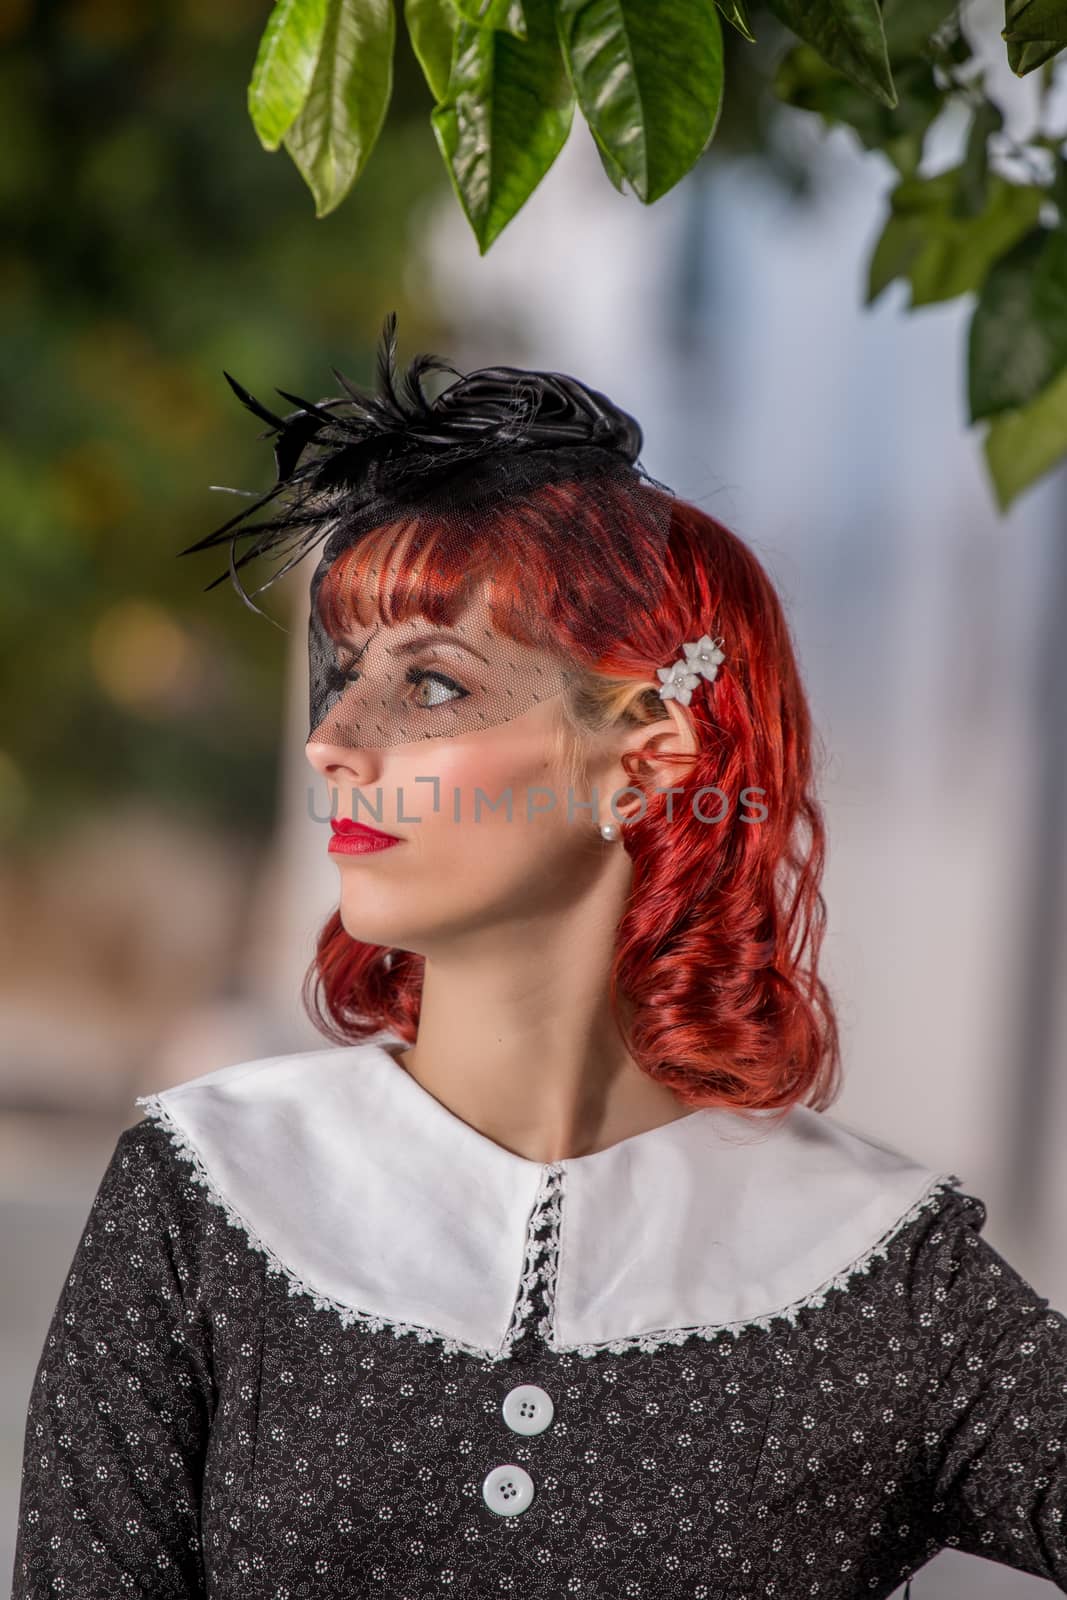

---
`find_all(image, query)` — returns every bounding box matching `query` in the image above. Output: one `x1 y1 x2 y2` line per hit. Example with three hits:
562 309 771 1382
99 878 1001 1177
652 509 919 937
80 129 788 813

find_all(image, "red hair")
303 477 841 1118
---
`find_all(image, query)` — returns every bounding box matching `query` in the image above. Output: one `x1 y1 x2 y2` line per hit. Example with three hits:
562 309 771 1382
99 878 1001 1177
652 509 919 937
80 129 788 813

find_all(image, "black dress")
11 1031 1067 1599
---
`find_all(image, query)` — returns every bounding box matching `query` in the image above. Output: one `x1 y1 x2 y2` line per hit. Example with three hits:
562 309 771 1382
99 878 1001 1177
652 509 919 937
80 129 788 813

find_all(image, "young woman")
12 316 1067 1600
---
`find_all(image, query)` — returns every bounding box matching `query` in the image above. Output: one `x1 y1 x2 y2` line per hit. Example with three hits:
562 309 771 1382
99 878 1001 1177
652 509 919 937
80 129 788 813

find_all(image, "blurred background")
3 0 1066 1594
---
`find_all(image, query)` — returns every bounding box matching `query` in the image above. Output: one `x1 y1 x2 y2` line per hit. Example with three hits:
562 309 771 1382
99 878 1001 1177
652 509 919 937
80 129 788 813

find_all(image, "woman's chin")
337 900 421 953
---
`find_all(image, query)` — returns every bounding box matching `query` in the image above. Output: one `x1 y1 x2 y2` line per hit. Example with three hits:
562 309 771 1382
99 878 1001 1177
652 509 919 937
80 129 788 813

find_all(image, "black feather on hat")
179 311 660 620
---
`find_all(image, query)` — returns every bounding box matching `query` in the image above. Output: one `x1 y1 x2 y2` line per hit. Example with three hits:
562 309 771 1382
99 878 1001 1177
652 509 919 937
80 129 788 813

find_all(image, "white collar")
136 1032 959 1362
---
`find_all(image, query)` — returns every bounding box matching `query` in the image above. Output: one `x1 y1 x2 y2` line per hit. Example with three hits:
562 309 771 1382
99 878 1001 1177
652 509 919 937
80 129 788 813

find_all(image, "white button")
482 1463 535 1516
501 1382 555 1436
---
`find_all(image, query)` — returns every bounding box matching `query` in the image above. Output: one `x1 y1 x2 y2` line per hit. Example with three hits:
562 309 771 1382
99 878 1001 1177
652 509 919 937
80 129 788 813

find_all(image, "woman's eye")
325 661 469 710
405 666 469 709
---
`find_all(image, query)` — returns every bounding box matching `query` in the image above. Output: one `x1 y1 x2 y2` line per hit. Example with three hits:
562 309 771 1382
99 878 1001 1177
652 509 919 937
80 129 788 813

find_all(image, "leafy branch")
245 0 1067 508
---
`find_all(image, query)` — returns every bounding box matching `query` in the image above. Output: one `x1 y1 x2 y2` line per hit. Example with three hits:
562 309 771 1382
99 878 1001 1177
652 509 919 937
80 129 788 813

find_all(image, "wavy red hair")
302 476 841 1118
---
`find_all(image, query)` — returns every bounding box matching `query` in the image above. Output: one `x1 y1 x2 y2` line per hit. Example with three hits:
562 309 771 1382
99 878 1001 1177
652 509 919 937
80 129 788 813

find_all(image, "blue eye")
404 666 469 709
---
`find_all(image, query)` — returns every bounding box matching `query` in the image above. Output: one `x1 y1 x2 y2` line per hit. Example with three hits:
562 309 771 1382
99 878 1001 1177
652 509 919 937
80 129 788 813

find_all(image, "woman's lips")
328 817 402 855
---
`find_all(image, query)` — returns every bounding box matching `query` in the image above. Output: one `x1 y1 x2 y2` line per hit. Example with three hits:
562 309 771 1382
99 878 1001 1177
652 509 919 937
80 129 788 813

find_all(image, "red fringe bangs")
312 475 676 660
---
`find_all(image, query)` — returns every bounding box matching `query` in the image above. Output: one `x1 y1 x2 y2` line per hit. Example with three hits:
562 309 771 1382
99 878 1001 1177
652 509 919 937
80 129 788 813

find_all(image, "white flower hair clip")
656 633 726 706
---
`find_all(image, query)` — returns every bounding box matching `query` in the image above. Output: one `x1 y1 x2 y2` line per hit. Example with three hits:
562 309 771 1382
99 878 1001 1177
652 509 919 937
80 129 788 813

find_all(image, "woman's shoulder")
99 1040 373 1269
903 1177 1066 1351
135 1037 376 1107
130 1035 400 1222
47 1107 250 1338
132 1034 397 1159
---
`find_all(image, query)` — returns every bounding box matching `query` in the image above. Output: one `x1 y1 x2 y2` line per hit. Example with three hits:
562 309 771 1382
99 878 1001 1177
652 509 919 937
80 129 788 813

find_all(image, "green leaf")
1006 35 1063 73
404 0 459 101
590 124 627 191
248 0 329 152
556 0 725 205
451 0 527 39
984 359 1067 510
775 42 940 177
866 169 1043 307
951 97 1003 219
764 0 896 108
969 226 1067 420
1004 0 1067 71
430 0 574 252
1003 0 1067 44
715 0 757 44
283 0 396 217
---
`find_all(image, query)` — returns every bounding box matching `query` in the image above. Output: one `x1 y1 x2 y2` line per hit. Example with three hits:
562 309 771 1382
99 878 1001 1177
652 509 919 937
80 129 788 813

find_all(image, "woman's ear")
612 698 700 822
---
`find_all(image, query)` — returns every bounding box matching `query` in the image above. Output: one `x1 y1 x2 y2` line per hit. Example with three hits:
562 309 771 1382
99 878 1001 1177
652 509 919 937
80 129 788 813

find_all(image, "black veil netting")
179 311 676 746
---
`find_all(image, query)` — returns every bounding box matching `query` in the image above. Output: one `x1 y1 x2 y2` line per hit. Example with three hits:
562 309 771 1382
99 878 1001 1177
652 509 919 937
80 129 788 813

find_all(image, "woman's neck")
393 942 691 1165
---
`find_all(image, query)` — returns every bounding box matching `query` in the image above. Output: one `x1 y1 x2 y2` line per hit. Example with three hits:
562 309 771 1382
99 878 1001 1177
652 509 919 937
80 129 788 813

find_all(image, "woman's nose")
304 739 382 782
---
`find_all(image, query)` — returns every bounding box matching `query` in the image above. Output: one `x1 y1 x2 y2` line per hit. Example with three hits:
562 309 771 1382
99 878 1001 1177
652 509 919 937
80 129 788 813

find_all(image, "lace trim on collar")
137 1093 501 1362
556 1170 964 1356
498 1162 565 1359
137 1092 962 1362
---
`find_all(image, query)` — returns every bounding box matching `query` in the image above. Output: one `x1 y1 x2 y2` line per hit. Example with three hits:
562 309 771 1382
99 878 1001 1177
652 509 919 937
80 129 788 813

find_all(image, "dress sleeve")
920 1186 1067 1586
11 1119 216 1600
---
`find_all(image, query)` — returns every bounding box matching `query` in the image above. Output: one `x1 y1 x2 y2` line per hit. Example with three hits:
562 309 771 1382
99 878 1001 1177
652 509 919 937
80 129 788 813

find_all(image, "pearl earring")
598 821 622 842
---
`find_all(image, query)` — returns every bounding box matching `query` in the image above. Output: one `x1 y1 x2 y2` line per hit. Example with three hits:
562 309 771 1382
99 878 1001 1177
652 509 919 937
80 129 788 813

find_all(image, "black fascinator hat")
181 313 676 747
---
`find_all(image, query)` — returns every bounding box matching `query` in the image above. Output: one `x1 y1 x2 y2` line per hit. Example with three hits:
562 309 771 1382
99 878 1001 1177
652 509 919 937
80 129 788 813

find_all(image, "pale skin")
304 613 700 1166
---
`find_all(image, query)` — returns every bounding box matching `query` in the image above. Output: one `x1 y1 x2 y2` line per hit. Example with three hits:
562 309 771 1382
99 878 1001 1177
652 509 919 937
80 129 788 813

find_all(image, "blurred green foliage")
0 0 807 850
0 0 450 844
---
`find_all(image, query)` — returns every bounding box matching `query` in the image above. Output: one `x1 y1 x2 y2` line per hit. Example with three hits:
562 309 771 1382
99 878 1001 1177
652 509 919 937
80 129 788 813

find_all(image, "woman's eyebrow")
383 630 491 666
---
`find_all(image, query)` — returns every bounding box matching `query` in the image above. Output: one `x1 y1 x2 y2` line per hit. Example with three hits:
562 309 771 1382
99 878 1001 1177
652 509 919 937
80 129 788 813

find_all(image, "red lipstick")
328 817 403 856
